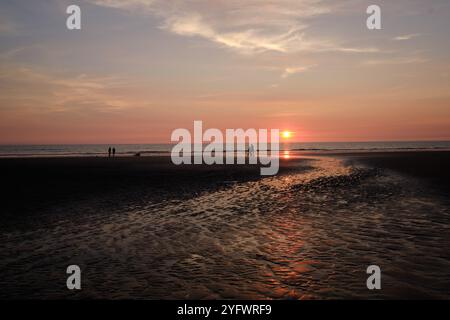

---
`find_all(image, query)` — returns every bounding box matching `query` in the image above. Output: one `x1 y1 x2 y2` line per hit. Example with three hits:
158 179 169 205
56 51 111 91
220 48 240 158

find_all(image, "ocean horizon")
1 141 450 158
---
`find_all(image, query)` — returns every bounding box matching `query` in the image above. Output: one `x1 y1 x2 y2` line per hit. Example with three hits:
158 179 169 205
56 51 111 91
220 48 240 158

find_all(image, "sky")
1 0 450 144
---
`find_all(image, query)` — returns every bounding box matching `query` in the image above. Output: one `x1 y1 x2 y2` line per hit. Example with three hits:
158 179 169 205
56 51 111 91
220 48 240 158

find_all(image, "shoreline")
0 147 450 158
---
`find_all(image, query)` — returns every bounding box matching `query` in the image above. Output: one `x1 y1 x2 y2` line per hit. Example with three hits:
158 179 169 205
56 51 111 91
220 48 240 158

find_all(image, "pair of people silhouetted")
108 147 116 158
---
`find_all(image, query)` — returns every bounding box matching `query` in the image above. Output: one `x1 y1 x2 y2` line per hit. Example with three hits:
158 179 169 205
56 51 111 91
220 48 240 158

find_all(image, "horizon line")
1 139 450 146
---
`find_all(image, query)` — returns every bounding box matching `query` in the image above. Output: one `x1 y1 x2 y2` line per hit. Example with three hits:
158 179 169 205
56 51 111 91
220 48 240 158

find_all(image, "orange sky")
1 0 450 144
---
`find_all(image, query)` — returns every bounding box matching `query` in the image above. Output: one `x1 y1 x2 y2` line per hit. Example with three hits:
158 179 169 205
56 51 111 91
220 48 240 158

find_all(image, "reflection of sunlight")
283 150 290 159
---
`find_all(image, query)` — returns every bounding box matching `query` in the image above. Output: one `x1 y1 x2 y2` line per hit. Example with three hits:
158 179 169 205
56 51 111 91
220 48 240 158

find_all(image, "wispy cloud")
281 65 316 78
393 33 422 41
92 0 156 10
363 57 428 66
90 0 380 55
0 47 26 59
0 65 133 114
337 47 379 53
162 13 308 54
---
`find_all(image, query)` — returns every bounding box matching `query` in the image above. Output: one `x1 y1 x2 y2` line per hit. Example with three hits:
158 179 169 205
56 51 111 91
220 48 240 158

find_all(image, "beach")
0 155 307 229
0 151 449 299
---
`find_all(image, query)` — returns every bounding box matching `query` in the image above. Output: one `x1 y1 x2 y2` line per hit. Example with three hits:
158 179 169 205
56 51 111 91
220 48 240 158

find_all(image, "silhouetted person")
248 144 255 157
108 147 111 157
112 147 116 157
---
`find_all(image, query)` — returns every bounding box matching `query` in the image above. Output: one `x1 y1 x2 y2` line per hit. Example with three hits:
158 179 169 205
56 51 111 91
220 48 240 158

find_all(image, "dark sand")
2 151 448 218
0 156 310 229
0 151 449 299
342 151 450 193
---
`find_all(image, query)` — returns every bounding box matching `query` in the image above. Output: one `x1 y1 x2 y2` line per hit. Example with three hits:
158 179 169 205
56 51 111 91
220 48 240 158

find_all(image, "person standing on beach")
108 147 111 157
112 147 116 157
248 144 255 157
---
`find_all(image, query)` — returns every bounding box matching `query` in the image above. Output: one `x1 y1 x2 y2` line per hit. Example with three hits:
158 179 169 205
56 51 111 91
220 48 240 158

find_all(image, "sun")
282 131 291 139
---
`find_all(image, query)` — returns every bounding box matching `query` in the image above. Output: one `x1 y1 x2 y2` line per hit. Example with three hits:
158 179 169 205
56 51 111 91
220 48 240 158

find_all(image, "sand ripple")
1 157 449 299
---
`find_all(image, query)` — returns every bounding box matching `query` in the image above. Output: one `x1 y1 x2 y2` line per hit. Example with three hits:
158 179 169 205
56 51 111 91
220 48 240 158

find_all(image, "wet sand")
0 156 310 229
0 151 449 299
342 151 450 193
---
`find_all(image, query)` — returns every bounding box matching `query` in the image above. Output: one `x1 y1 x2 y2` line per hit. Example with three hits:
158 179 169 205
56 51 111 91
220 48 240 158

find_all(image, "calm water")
0 141 450 157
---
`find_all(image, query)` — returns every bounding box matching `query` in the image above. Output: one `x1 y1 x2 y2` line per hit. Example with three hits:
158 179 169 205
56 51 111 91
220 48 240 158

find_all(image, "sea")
0 141 450 157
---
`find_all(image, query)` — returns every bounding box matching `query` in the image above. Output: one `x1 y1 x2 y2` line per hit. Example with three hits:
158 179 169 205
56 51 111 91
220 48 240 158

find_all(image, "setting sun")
282 131 292 139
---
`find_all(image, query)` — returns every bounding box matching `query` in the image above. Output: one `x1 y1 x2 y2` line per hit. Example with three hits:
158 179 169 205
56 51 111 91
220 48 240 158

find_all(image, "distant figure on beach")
112 147 116 157
248 144 255 157
108 147 111 157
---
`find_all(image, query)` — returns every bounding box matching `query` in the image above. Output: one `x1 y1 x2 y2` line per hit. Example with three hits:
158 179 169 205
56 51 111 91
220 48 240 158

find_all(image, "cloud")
337 47 379 53
363 57 428 66
393 33 422 41
90 0 379 55
91 0 156 9
0 47 26 59
0 65 133 114
162 13 308 53
281 65 316 78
